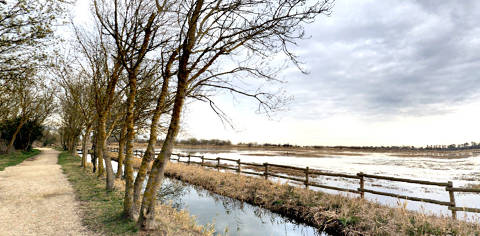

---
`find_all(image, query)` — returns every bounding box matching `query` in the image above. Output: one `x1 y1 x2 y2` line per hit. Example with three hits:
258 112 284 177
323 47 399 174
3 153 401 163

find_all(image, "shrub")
0 117 44 151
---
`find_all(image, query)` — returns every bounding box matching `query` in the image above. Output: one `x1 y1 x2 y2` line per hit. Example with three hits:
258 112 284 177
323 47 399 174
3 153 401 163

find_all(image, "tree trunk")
137 2 202 224
68 136 77 154
95 122 105 177
132 108 160 214
132 70 172 215
116 121 127 178
137 80 187 230
91 131 97 172
137 27 194 226
6 118 26 153
123 74 138 220
81 124 92 168
97 113 115 190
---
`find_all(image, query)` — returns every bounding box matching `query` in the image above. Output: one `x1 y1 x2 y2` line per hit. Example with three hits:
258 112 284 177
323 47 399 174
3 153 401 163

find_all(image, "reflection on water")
160 179 325 236
170 148 480 220
79 153 325 236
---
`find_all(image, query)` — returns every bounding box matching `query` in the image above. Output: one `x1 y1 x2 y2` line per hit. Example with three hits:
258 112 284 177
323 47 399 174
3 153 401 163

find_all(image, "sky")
73 0 480 147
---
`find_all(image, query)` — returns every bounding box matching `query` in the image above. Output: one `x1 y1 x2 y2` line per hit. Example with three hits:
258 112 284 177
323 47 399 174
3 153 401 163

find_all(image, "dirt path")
0 148 95 236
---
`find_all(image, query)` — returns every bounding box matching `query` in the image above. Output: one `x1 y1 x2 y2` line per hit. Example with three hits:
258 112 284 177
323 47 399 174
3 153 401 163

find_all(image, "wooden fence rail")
77 148 480 219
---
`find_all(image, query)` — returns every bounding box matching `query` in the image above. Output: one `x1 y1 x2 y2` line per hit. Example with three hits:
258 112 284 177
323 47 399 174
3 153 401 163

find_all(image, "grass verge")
58 151 213 236
0 149 40 171
165 162 480 235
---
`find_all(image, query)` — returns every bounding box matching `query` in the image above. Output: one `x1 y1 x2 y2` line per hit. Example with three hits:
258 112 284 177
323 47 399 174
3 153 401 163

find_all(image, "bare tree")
72 17 125 187
58 93 84 153
0 0 66 152
3 71 55 153
114 63 171 181
137 0 333 229
131 54 176 218
93 0 167 215
0 0 67 77
56 62 97 164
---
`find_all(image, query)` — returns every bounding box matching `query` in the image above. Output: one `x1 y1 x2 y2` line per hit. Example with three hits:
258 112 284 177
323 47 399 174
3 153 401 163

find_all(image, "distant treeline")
161 138 480 151
237 142 301 148
176 138 232 146
320 142 480 151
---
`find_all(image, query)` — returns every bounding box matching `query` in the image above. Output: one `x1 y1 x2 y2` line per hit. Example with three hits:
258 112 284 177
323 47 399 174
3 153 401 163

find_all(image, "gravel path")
0 148 95 236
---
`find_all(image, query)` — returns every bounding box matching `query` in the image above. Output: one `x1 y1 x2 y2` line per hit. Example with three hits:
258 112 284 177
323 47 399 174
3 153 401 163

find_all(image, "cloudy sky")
72 0 480 147
181 0 480 147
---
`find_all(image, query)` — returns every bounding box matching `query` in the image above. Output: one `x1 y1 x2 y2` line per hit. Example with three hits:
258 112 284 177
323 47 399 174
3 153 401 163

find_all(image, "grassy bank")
58 152 213 235
0 149 40 171
165 162 480 235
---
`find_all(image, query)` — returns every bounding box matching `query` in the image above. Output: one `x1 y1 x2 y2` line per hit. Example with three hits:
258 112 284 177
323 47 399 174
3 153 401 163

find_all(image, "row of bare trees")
57 0 333 230
0 0 66 153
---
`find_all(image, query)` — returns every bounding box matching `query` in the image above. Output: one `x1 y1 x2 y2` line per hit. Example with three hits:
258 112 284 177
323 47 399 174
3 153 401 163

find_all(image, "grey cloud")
281 0 480 120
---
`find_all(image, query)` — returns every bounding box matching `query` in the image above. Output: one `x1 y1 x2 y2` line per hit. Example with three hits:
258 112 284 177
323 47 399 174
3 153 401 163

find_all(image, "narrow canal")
160 178 325 236
81 153 325 235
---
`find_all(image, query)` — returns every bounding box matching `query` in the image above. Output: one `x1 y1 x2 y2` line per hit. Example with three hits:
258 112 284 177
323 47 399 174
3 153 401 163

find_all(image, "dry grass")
164 162 480 235
59 152 213 236
465 183 480 189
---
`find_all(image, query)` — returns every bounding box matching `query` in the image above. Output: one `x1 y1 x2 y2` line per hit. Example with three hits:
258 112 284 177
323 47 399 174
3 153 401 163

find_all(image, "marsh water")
80 152 325 235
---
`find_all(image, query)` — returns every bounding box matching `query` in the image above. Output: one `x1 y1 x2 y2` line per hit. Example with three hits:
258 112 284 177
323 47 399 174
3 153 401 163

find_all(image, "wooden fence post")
447 181 457 219
201 156 204 166
305 166 309 189
216 157 220 171
358 172 365 199
264 163 269 180
237 159 241 173
187 155 191 165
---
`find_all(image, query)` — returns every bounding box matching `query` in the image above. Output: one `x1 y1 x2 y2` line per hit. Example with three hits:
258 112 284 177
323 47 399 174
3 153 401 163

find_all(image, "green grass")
0 149 40 171
57 152 138 235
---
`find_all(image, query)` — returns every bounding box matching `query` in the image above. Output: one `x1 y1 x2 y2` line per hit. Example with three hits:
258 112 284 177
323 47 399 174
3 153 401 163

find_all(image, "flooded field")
173 147 480 221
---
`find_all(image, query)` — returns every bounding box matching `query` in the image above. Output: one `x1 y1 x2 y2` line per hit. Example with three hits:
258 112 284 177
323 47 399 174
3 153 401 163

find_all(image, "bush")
0 117 44 151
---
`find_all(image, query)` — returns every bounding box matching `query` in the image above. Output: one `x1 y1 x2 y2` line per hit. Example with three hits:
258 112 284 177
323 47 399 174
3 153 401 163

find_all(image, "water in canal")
81 153 325 236
159 179 325 236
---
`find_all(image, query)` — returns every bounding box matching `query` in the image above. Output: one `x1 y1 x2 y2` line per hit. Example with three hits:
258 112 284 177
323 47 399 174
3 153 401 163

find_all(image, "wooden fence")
86 148 480 219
